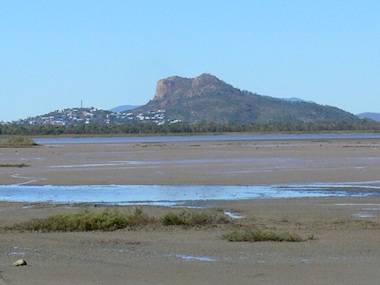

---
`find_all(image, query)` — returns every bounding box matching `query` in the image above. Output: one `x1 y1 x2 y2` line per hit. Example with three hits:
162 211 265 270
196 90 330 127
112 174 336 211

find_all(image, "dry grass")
223 229 303 242
0 136 37 147
8 208 232 232
161 209 231 226
6 206 312 243
10 207 155 232
0 163 30 168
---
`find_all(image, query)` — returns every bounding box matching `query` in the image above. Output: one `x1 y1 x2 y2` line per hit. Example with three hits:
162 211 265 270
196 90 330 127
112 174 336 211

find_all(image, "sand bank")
0 138 379 186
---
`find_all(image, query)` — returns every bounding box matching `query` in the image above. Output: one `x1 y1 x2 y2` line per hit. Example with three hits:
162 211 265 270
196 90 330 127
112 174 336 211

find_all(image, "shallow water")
33 133 380 145
1 182 380 206
164 254 218 262
224 211 245 219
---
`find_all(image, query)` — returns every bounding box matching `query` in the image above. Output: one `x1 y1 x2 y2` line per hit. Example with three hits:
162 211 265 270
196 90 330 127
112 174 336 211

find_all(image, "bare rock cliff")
154 74 226 100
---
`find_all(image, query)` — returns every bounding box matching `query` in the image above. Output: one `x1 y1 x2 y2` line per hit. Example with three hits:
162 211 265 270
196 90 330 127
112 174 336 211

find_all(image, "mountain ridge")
133 74 359 124
357 112 380 122
110 105 140 113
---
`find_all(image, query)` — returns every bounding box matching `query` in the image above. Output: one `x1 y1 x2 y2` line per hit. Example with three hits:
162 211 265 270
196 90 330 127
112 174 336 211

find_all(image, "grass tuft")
223 229 303 242
11 207 154 232
0 163 30 168
0 136 37 147
161 209 230 226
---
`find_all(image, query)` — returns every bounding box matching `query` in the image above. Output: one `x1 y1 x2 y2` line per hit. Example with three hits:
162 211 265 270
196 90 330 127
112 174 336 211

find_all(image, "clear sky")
1 0 379 122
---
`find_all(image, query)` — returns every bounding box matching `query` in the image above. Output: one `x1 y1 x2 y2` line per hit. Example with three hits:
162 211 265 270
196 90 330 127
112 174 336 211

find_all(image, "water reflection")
1 182 380 206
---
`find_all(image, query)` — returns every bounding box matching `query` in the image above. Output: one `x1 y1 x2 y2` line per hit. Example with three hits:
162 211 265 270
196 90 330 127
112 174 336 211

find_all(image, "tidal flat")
1 137 380 284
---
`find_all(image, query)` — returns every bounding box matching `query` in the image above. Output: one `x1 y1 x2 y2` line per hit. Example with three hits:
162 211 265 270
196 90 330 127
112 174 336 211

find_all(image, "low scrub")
161 209 230 226
223 229 303 242
0 136 37 147
12 207 154 232
0 163 29 168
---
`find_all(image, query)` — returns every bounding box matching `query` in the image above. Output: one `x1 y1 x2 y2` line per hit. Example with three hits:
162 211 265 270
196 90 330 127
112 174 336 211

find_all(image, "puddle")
362 208 380 211
7 251 26 256
0 182 380 206
164 254 218 262
6 247 39 256
334 203 379 218
334 203 380 206
224 211 245 219
328 256 347 261
22 205 34 209
102 248 132 253
352 212 376 218
100 249 217 262
11 174 47 185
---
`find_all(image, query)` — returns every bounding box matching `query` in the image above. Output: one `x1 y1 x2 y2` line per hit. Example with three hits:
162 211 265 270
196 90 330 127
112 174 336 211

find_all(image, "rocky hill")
133 74 359 124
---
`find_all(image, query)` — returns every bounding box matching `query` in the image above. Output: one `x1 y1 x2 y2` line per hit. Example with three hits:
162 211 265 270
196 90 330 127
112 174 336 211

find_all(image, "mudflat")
1 138 379 185
1 137 380 284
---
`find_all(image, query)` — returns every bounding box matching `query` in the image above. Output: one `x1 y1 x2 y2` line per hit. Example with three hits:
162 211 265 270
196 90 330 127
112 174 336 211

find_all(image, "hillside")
10 107 176 126
133 74 359 124
357 113 380 122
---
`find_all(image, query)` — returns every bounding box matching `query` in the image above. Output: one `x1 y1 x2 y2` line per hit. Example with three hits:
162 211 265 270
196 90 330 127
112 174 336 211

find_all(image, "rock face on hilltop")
133 74 359 124
154 74 234 100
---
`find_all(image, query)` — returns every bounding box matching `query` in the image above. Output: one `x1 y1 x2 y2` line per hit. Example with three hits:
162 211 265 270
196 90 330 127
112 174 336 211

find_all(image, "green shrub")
0 136 37 147
161 209 230 226
12 207 154 232
223 229 302 242
161 211 185 226
0 163 29 168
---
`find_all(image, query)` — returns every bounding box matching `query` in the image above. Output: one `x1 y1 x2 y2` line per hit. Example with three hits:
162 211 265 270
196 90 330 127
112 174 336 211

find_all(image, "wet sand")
1 137 380 284
0 138 379 186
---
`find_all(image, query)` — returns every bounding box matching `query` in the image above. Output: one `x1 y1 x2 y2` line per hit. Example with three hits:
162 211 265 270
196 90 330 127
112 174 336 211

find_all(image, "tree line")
0 120 379 136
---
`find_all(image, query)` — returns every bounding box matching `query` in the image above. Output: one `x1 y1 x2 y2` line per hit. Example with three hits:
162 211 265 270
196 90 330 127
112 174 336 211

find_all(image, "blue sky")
1 0 379 122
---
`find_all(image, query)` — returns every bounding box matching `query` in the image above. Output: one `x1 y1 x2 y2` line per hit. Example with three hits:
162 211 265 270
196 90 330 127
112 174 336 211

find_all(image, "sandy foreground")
1 137 380 284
